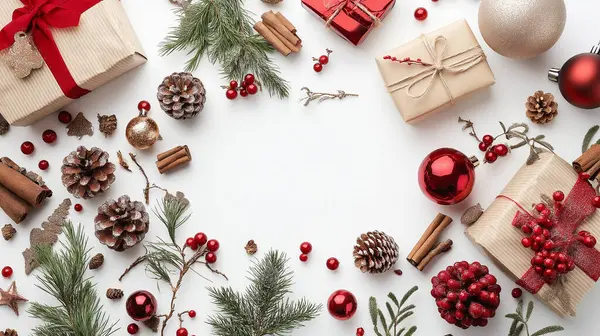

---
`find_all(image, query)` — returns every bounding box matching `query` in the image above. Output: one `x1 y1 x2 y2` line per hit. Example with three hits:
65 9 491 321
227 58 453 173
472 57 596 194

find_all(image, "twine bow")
386 35 486 103
324 0 381 27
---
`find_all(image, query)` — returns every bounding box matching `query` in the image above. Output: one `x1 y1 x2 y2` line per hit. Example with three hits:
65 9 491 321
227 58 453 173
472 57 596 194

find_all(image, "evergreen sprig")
582 125 600 153
160 0 290 99
369 286 419 336
28 221 118 336
506 300 564 336
207 250 321 336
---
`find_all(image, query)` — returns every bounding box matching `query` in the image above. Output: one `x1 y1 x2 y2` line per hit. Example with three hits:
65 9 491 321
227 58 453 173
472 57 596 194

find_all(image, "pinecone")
106 288 124 300
89 253 104 270
94 195 149 251
526 91 558 124
144 315 160 332
0 329 17 336
353 231 399 274
157 72 206 120
2 224 16 241
61 146 116 199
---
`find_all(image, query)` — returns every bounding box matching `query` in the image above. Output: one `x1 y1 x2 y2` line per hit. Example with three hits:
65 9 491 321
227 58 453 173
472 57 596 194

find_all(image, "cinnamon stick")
408 214 453 266
417 239 453 271
574 144 600 180
275 12 296 34
0 161 49 206
407 213 445 263
156 145 192 174
264 23 300 53
0 184 30 223
261 11 300 46
254 21 291 56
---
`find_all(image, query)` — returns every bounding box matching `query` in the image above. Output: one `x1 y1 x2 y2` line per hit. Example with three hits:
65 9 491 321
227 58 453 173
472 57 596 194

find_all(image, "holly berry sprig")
383 55 431 66
312 48 332 73
458 117 554 165
222 73 261 100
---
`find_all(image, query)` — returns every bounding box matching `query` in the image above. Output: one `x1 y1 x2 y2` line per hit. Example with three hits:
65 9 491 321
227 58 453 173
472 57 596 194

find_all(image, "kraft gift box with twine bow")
376 20 495 123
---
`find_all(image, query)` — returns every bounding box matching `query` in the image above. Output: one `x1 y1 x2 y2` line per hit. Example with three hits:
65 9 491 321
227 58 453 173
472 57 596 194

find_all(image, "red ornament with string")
327 289 357 320
126 290 157 322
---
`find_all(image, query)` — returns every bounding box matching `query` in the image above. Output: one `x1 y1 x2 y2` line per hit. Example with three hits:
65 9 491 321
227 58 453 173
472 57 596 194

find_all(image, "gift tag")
3 32 44 79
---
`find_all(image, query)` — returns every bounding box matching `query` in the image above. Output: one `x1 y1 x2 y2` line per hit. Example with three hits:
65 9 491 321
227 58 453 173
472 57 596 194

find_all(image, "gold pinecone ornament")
61 146 116 199
94 195 149 252
157 72 206 120
353 231 399 274
526 91 558 124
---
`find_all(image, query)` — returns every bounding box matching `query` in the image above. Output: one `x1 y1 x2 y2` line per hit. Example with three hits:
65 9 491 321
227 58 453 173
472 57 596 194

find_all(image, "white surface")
1 0 600 335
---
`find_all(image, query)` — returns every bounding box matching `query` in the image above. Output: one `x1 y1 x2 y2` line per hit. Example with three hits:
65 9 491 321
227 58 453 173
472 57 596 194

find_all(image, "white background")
1 0 600 335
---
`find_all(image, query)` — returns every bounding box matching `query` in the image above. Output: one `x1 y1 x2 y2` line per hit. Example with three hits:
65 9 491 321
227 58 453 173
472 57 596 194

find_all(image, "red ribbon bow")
504 177 600 294
0 0 100 98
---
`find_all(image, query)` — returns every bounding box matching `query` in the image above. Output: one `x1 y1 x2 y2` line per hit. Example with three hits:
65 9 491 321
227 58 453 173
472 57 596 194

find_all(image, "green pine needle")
506 300 564 336
369 286 419 336
582 125 600 153
28 221 119 336
206 250 321 336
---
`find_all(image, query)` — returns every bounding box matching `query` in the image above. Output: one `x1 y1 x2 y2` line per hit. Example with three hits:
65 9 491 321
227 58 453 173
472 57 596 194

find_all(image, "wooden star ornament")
0 281 28 316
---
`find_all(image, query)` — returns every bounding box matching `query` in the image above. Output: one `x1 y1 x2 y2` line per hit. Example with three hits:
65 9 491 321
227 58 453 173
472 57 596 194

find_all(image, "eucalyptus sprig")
582 125 600 153
506 300 564 336
369 286 418 336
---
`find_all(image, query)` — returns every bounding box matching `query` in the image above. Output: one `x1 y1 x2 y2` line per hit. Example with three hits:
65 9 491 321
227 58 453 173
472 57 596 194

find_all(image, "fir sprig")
506 300 564 336
28 221 118 336
369 286 419 336
582 125 600 153
207 250 321 336
160 0 290 98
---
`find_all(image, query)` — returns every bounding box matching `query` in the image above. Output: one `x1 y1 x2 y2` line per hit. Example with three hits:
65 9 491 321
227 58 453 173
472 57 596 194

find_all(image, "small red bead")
521 237 532 248
42 129 57 144
176 328 189 336
394 269 403 276
553 191 565 202
319 55 329 65
21 141 35 155
58 110 72 124
188 310 197 318
240 89 249 97
432 0 439 2
229 80 238 89
2 266 13 278
138 100 151 112
414 7 428 21
313 63 323 72
247 84 258 95
127 323 139 334
194 232 208 246
494 144 509 156
356 327 365 336
74 203 83 212
478 142 488 152
226 89 238 100
583 236 597 248
207 239 220 252
326 257 340 270
299 254 308 262
205 252 217 264
482 134 494 145
300 242 312 254
485 151 498 163
38 160 49 171
244 74 255 85
592 196 600 208
241 80 247 88
186 237 197 249
535 203 546 212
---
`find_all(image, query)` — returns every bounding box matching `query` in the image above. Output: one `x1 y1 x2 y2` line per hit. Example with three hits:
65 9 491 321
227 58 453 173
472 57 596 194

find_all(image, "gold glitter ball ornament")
126 101 160 150
478 0 566 60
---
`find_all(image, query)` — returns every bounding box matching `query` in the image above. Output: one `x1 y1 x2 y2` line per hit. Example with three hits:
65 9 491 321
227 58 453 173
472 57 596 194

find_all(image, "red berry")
21 141 34 155
42 129 57 144
2 266 13 278
313 63 323 72
543 258 555 269
432 0 439 2
394 269 403 276
446 291 458 302
186 237 197 249
533 225 543 236
299 254 308 262
583 235 597 248
240 89 249 97
482 134 494 145
188 310 197 318
521 225 532 234
484 274 497 285
511 288 522 298
205 252 217 264
300 242 312 254
553 191 565 202
447 279 461 290
138 100 151 111
207 239 220 252
247 84 258 95
494 144 509 156
194 232 208 246
579 230 591 237
468 283 481 295
521 237 532 248
468 302 484 318
488 284 501 293
485 151 498 163
479 290 490 302
226 89 238 100
241 80 247 88
356 327 365 336
414 7 428 21
229 80 238 89
556 263 567 273
461 270 475 281
535 203 546 212
438 270 451 283
326 257 340 270
127 323 139 334
38 160 49 170
458 290 470 302
176 328 189 336
557 253 569 263
478 142 488 152
244 74 255 85
543 269 557 280
318 55 329 65
543 240 554 250
593 196 600 208
74 203 83 212
58 110 72 124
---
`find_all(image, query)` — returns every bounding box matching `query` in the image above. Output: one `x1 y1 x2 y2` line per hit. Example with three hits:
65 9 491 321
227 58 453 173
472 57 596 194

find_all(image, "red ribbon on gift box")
323 0 381 27
0 0 100 99
499 175 600 294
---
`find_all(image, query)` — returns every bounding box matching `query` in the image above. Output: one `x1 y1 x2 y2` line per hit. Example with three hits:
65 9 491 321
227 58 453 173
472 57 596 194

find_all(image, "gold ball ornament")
126 101 160 150
478 0 566 59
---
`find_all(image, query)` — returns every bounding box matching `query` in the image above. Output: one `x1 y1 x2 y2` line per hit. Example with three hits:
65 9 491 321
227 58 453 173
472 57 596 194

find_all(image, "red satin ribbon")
499 177 600 294
0 0 100 99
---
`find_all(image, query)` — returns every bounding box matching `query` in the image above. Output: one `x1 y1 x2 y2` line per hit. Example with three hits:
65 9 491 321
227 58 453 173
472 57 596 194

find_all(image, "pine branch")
369 286 419 336
506 300 564 336
28 221 119 336
207 250 321 336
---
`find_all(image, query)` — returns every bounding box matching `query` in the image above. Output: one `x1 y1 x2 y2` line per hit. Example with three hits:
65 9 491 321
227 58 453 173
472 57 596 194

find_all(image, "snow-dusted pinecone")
353 231 399 274
61 146 116 199
94 195 149 252
157 72 206 120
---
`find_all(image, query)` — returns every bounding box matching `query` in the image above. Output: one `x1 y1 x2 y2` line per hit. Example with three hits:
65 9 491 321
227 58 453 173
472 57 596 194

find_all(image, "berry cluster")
185 232 220 264
431 261 501 329
223 73 260 100
312 49 332 73
516 190 597 284
478 134 509 163
175 310 197 336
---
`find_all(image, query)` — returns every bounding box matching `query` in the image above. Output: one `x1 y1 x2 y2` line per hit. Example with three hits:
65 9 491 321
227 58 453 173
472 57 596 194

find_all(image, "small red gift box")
301 0 395 45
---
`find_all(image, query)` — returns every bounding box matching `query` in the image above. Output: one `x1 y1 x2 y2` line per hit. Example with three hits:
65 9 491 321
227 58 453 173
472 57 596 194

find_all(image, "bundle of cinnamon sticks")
407 213 453 271
156 145 191 174
0 158 52 223
574 144 600 181
254 11 302 56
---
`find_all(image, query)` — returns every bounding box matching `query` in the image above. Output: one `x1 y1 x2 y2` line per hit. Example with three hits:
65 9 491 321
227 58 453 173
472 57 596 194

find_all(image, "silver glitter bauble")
478 0 566 59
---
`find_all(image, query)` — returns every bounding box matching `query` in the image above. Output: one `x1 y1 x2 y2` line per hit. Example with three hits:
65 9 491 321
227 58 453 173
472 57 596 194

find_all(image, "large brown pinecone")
157 72 206 120
0 329 17 336
94 195 149 252
526 91 558 124
61 146 116 199
353 231 399 274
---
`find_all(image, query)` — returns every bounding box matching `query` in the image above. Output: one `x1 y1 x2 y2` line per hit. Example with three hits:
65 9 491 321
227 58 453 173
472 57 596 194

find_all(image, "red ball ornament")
74 203 83 212
194 232 208 246
414 7 428 21
418 148 476 205
127 323 139 335
207 239 220 252
300 242 313 254
38 160 49 171
356 327 365 336
485 151 498 163
2 266 13 278
58 110 72 124
42 129 57 144
478 142 488 152
327 289 357 320
482 135 494 145
326 257 340 270
549 47 600 109
126 290 157 321
138 100 151 112
21 141 35 155
205 252 217 264
176 328 189 336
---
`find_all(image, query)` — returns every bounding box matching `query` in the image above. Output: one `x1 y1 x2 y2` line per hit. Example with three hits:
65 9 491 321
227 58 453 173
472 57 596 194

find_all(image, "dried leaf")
508 123 529 134
527 150 540 165
531 326 565 336
116 151 131 172
536 140 554 151
461 204 484 225
514 324 525 336
509 319 519 336
98 114 117 137
526 300 534 322
582 125 599 153
510 140 528 150
500 121 507 134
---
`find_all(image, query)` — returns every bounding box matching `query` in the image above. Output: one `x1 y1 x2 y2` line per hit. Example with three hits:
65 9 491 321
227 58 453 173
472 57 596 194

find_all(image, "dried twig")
383 55 431 66
300 87 358 107
117 151 131 172
312 48 332 62
458 117 481 142
129 153 151 204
